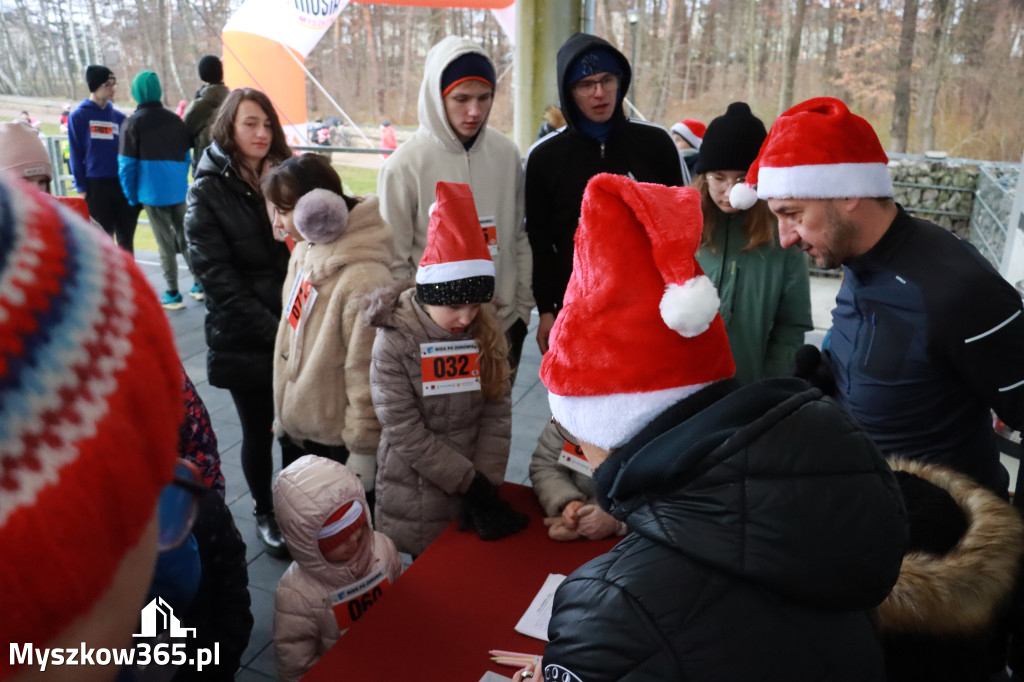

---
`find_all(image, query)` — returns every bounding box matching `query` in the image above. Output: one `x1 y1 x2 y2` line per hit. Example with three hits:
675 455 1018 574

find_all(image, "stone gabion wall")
888 159 979 239
971 166 1020 268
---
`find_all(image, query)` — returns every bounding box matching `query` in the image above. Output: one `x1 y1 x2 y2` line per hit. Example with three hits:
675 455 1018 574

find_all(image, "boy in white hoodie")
378 36 534 380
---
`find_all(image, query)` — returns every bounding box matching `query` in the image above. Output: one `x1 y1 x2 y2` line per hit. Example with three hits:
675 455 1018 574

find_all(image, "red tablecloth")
303 483 617 681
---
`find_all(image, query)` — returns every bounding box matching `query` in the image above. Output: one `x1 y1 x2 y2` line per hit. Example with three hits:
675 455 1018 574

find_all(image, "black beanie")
86 65 114 93
440 53 495 97
693 102 767 175
197 55 224 84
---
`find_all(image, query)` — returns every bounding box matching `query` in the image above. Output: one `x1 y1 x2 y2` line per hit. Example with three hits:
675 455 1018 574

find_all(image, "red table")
303 484 617 681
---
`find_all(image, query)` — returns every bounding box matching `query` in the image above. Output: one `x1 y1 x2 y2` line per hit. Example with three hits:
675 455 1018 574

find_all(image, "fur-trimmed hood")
877 457 1024 635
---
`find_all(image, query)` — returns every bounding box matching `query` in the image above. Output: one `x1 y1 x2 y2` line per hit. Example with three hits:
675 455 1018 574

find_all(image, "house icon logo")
133 597 197 638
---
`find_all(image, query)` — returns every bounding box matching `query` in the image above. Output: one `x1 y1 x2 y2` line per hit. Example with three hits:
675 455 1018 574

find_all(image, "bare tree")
889 0 918 153
778 0 807 114
915 0 953 152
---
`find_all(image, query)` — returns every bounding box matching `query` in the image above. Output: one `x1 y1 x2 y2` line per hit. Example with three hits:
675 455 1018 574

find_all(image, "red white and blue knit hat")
416 181 495 306
0 172 181 671
729 97 894 210
670 119 706 150
540 173 735 450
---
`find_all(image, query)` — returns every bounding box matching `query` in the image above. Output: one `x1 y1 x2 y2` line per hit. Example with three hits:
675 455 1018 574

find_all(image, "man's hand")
575 504 622 540
537 312 556 354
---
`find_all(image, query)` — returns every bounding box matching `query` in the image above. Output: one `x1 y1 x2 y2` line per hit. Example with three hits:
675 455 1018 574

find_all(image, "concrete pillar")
513 0 580 153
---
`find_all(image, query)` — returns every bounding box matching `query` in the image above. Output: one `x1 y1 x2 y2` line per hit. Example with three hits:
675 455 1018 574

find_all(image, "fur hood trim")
876 457 1024 635
363 280 416 331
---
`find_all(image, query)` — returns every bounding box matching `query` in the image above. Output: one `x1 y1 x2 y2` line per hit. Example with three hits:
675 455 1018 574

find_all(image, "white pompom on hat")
540 173 735 450
735 96 894 204
294 188 350 244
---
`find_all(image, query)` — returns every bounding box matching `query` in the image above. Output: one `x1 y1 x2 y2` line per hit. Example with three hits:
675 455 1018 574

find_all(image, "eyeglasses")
572 73 619 96
157 458 207 551
550 416 580 448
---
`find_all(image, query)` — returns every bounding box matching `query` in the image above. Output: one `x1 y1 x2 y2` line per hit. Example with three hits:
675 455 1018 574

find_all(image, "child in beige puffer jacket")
272 455 403 682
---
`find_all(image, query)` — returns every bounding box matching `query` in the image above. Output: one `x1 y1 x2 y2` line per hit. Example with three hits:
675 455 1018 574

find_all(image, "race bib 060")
330 569 391 633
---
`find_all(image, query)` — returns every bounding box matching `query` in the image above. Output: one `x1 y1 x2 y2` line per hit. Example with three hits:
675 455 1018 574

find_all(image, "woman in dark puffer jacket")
185 87 292 556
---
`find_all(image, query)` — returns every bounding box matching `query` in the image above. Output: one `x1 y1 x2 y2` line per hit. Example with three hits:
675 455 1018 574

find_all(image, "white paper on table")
478 672 511 682
514 573 566 641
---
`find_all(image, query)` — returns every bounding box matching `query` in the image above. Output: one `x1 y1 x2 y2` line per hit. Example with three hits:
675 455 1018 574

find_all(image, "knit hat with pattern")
0 172 182 672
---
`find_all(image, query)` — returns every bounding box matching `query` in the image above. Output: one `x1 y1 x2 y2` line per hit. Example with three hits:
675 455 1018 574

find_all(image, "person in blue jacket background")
119 70 204 309
69 64 140 252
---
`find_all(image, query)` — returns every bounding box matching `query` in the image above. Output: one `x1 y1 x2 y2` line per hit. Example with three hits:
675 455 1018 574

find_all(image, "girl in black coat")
185 87 293 557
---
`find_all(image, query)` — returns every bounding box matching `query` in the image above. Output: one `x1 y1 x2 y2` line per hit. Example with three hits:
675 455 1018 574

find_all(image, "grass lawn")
131 162 380 254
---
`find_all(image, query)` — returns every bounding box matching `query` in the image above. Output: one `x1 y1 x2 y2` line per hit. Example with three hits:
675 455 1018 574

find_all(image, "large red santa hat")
540 173 735 450
416 181 495 305
728 96 894 211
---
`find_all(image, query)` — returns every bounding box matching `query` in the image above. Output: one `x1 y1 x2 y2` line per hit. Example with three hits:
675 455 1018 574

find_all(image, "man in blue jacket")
68 64 140 253
118 70 201 309
738 96 1024 497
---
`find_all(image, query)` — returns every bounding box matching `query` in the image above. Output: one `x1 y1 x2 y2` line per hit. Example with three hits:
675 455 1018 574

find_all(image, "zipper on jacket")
600 142 605 159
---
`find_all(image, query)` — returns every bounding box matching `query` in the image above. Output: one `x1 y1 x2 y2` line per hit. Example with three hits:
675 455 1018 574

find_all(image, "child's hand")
560 500 585 529
544 516 580 542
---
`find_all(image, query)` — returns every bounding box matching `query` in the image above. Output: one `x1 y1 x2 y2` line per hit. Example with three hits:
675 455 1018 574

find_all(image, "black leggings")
84 177 139 254
229 385 277 515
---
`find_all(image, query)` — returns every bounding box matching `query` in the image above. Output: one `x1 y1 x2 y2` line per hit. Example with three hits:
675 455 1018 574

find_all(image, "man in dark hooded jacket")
525 33 683 354
515 172 908 682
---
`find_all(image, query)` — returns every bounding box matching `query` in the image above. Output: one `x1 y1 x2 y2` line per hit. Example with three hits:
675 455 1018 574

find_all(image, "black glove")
793 344 837 397
458 472 529 541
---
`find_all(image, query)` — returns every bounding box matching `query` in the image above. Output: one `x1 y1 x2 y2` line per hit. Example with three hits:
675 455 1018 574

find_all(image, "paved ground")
137 250 845 680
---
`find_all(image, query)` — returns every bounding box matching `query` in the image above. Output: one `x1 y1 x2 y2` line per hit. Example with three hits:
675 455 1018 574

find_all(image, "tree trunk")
889 0 918 153
362 5 383 117
823 0 838 85
86 0 104 67
778 0 802 114
399 6 416 122
165 0 185 102
64 0 85 98
915 0 953 152
745 0 757 103
16 0 51 93
651 0 682 123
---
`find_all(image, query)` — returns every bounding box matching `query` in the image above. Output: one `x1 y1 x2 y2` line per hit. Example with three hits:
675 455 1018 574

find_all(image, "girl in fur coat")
366 181 527 557
263 154 394 509
272 455 403 682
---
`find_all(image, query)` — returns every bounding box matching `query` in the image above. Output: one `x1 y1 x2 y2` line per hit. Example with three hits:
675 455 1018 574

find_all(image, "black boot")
255 510 289 558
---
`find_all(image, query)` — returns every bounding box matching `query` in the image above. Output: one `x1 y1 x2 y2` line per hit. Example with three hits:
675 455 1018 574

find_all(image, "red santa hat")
416 181 495 306
729 96 894 211
540 173 735 450
670 118 706 150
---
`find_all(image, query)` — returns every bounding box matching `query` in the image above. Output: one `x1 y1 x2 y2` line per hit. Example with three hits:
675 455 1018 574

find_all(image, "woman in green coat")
692 102 812 384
